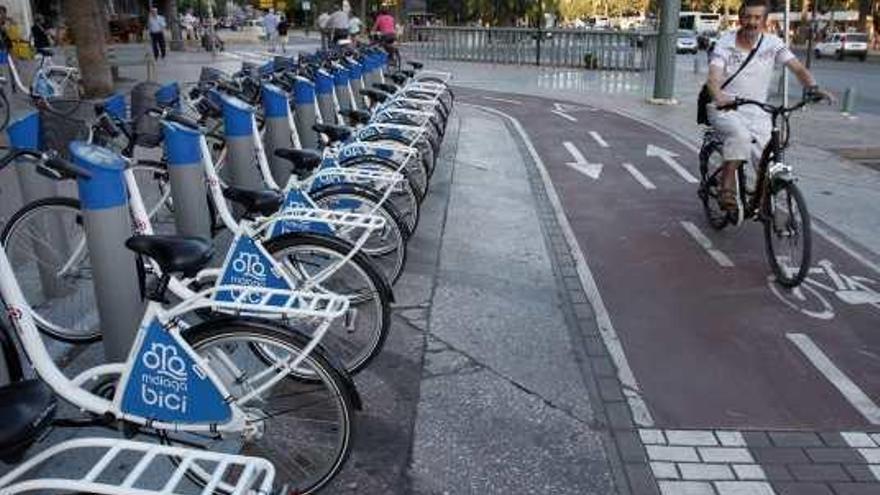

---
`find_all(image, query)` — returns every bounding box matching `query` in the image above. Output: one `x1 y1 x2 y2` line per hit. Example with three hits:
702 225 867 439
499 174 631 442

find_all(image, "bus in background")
679 12 722 34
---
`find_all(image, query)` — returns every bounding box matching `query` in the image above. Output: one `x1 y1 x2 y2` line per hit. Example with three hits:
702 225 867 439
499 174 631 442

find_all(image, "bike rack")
0 437 276 494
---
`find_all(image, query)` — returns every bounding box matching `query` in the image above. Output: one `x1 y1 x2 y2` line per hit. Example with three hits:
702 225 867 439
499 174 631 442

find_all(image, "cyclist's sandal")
719 188 738 212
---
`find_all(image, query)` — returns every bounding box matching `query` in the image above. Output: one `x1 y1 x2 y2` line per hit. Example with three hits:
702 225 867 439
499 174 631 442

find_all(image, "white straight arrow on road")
563 141 603 180
646 144 698 184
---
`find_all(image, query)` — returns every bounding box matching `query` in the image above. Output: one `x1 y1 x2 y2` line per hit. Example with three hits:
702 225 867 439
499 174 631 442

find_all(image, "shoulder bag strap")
721 34 764 90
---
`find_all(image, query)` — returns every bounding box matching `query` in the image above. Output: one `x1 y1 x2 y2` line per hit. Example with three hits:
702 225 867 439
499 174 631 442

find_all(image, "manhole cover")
833 147 880 172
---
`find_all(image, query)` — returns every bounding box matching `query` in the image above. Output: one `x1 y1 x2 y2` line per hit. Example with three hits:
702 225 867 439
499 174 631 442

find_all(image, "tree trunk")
159 0 183 50
61 0 112 97
856 0 871 33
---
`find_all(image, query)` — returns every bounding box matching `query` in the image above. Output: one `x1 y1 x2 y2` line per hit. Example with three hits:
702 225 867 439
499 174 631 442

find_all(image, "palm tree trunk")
62 0 112 97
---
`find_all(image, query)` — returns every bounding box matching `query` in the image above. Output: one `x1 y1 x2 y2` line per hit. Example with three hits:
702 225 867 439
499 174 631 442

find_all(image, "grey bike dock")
71 142 144 361
315 69 337 126
261 83 294 187
219 94 264 194
162 122 212 239
293 77 320 150
333 66 354 113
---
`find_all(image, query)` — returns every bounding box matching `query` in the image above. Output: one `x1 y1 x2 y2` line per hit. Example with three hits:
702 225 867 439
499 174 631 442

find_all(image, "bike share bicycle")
697 90 827 287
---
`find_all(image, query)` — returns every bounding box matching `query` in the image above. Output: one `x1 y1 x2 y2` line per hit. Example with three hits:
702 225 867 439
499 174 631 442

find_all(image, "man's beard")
741 26 761 42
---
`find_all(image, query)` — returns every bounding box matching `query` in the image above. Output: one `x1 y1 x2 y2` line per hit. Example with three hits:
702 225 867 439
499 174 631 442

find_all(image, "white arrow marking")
622 163 656 190
563 141 603 179
589 131 609 148
551 110 577 122
483 96 522 105
646 144 698 184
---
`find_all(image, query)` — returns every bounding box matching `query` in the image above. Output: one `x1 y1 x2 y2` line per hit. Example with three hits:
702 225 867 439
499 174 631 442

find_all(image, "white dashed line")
788 333 880 425
482 96 522 105
589 131 609 148
622 163 656 190
680 221 734 268
551 110 578 122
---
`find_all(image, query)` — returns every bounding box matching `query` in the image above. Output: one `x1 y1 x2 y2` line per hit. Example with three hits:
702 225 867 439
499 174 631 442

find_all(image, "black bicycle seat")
388 72 408 85
274 148 322 178
221 186 284 218
339 108 371 125
399 69 416 78
372 82 398 94
0 380 57 463
359 88 390 103
407 61 424 70
313 123 352 144
37 47 54 57
125 235 214 277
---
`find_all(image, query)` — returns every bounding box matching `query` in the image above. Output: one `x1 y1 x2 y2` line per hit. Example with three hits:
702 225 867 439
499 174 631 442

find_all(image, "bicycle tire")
698 141 729 230
263 232 392 374
764 181 812 287
310 185 409 285
163 317 357 494
0 89 10 132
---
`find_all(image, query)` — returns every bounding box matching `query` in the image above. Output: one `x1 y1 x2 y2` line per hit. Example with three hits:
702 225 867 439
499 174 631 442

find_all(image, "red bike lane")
459 87 880 430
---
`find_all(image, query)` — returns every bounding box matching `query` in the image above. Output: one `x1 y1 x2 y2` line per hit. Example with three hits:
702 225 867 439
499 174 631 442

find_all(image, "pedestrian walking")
277 16 289 53
263 9 280 52
328 4 350 45
317 11 330 48
147 7 167 60
348 14 363 43
31 15 53 51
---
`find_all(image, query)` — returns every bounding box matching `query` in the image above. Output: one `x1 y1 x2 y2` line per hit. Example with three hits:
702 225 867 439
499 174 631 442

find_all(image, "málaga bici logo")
140 341 198 413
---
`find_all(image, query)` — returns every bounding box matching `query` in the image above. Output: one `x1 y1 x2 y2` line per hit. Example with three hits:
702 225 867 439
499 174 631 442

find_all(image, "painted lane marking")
646 144 699 184
482 96 523 105
622 163 656 190
551 110 578 122
465 103 655 427
589 131 609 148
813 224 880 277
787 333 880 425
562 141 603 180
680 221 735 268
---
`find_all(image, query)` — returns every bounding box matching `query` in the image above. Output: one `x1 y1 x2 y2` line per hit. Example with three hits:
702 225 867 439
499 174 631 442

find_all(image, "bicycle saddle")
339 108 372 125
407 61 424 70
359 88 390 103
312 123 352 144
372 82 399 94
388 72 408 85
399 69 416 78
221 186 284 219
37 47 54 57
125 235 214 277
0 380 57 463
274 148 322 178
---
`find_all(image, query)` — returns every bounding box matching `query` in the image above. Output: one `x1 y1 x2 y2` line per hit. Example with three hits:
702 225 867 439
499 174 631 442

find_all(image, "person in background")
348 13 363 43
277 15 289 53
182 9 197 41
372 8 396 42
263 8 279 52
317 11 330 48
147 7 167 60
328 3 350 45
31 14 53 51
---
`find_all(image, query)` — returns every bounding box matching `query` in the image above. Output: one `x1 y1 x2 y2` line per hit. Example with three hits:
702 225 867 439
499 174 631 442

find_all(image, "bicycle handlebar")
0 150 92 181
718 91 826 114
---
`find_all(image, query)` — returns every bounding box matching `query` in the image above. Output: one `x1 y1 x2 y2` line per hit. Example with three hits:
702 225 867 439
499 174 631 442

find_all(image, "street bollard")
315 68 337 125
262 83 294 187
8 112 71 298
348 60 366 110
293 77 320 150
162 121 212 239
220 94 264 194
334 65 354 113
70 141 144 361
841 87 857 116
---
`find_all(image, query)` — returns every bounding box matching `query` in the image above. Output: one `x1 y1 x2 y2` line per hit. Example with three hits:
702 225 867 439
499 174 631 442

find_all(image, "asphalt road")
459 87 880 431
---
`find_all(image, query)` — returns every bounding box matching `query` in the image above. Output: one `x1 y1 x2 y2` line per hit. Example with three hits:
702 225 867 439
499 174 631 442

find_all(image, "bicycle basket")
130 81 163 148
39 108 89 160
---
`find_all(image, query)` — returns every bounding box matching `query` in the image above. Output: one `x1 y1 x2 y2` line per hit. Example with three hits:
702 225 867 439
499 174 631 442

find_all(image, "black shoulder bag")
697 35 764 125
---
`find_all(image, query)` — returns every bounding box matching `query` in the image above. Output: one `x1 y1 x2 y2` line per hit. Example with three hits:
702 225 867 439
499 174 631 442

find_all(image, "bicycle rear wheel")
764 181 812 287
163 319 357 495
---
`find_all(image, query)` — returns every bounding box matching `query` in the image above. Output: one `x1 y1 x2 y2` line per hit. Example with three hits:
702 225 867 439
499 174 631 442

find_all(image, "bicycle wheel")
0 197 99 343
0 89 10 132
764 181 812 287
310 186 409 285
698 142 729 230
130 163 176 235
264 233 392 374
163 318 357 494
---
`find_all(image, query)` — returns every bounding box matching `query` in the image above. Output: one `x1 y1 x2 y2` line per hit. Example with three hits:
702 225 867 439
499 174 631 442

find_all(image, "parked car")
815 32 869 61
677 30 698 54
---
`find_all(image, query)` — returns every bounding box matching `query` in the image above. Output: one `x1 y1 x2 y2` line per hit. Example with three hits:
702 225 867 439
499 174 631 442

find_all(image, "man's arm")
785 57 835 101
706 63 734 108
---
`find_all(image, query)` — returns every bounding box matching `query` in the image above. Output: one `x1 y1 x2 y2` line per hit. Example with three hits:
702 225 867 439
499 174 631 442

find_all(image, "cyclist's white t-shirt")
709 32 795 103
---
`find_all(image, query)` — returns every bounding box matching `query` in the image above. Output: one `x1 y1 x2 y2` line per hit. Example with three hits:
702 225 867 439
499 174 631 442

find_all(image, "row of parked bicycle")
0 45 453 494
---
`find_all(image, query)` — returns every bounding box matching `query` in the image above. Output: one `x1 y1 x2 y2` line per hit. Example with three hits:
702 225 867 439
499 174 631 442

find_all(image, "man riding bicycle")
706 0 831 212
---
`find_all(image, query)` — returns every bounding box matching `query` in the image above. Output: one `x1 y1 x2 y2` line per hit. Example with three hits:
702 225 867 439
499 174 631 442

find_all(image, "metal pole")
70 142 144 362
806 0 819 68
315 68 337 124
220 94 264 192
783 0 790 106
536 1 543 66
262 83 295 187
293 76 320 150
162 121 212 239
7 113 71 299
653 0 681 101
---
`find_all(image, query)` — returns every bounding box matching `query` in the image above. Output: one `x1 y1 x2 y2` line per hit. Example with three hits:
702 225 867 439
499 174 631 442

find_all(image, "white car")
677 30 698 54
815 33 869 61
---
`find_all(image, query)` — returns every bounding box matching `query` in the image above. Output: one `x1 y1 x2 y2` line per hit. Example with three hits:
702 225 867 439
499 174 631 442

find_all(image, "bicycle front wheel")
764 181 812 287
164 319 357 494
698 142 729 230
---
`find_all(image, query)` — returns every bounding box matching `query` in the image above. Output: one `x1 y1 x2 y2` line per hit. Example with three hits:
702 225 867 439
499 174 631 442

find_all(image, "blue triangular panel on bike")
120 318 232 424
269 189 334 237
214 234 297 306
